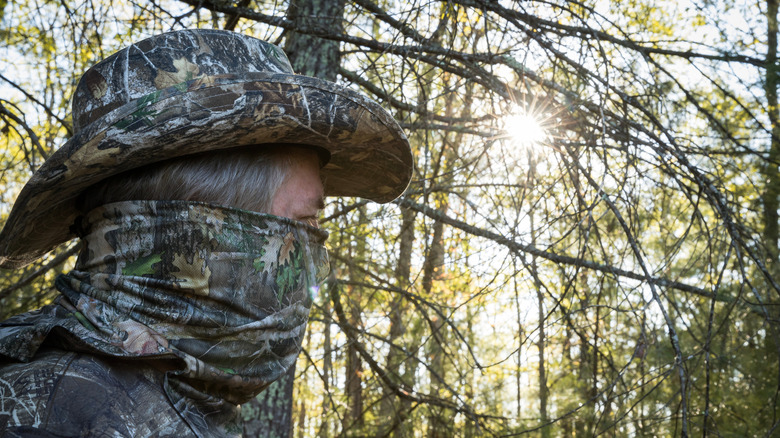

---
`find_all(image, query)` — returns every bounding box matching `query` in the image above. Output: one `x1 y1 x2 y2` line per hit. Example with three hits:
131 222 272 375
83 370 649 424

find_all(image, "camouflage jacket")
0 341 197 437
0 200 329 437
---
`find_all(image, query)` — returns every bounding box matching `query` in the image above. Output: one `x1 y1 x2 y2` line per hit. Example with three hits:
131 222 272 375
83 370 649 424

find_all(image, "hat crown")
72 29 295 133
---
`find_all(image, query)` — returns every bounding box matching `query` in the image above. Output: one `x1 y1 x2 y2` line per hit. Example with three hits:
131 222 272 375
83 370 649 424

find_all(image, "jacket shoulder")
0 348 194 437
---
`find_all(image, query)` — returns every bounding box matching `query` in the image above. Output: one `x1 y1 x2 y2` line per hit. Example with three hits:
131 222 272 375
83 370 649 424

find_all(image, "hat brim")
0 73 412 268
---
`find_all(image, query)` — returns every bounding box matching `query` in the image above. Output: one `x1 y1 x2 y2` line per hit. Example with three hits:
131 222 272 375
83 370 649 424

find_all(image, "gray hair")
77 147 295 214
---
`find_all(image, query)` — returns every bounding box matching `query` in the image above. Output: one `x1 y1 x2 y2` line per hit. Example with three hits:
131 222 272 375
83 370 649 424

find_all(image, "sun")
503 110 548 148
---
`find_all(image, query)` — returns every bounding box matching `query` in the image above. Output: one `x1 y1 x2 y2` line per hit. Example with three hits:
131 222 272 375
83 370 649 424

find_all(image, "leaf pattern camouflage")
0 200 329 437
0 28 411 269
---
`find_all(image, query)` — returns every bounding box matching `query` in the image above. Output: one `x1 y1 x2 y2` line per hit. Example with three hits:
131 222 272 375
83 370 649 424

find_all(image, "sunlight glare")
503 110 547 148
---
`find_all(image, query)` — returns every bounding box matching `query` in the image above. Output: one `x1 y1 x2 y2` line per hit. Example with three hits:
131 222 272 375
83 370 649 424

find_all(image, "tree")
2 0 779 435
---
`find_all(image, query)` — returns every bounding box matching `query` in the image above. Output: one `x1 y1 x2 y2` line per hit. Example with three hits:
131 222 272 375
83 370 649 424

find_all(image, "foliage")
1 0 779 436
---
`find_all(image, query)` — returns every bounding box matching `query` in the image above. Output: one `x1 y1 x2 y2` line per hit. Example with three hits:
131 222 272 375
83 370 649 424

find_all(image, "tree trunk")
345 299 364 431
343 206 367 433
424 207 449 438
536 283 549 438
317 294 333 438
242 365 297 438
284 0 345 81
513 256 524 423
760 5 780 438
380 207 416 435
765 0 780 261
529 159 550 438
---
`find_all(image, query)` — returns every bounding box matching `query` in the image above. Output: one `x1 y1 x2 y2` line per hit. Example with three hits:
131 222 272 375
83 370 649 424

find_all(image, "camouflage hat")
0 29 412 268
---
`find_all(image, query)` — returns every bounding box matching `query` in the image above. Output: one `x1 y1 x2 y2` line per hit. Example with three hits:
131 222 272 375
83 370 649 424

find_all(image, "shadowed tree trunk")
284 0 345 80
343 206 367 433
242 370 297 438
317 293 333 438
424 205 449 438
765 0 780 259
379 206 416 435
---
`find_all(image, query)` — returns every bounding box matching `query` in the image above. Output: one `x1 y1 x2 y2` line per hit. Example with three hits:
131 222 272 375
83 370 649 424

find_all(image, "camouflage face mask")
55 200 329 432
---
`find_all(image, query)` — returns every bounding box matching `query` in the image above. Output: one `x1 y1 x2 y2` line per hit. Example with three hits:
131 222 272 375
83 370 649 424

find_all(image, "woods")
1 0 779 436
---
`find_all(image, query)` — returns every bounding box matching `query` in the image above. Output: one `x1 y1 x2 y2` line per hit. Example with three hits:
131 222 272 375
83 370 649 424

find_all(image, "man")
0 29 412 437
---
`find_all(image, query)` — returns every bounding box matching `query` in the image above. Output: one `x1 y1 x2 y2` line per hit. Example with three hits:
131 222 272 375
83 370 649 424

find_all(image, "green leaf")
122 253 162 276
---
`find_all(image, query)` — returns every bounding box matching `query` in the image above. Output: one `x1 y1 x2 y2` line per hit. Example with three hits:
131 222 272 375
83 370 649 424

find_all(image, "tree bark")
424 207 449 438
343 206 367 433
380 207 416 435
765 0 780 261
317 294 333 438
284 0 345 81
242 366 297 438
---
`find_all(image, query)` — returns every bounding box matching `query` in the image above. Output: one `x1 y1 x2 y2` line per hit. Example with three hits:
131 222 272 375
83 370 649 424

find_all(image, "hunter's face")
270 148 325 228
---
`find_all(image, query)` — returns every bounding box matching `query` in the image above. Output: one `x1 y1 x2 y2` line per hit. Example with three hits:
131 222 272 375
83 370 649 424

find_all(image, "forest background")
1 0 779 436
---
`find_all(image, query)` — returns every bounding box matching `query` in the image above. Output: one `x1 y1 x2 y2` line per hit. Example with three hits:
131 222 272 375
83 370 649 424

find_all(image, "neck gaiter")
55 200 329 436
